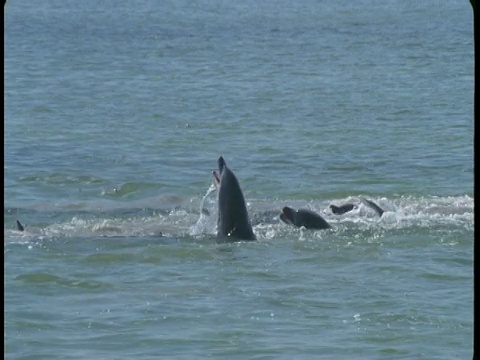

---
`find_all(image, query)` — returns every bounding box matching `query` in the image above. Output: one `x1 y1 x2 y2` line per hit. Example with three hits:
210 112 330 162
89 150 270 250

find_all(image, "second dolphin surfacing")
280 206 331 230
212 156 256 242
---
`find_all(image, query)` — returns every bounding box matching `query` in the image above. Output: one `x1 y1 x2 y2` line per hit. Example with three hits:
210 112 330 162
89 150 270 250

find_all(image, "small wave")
18 173 106 185
100 182 162 199
15 273 113 290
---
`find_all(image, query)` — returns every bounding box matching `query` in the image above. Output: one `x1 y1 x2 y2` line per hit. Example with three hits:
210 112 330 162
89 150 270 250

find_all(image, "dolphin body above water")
329 203 357 215
212 156 256 242
280 206 331 230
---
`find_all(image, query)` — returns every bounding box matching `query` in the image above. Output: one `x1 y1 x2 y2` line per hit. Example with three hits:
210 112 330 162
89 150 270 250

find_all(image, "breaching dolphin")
212 156 256 242
280 206 331 230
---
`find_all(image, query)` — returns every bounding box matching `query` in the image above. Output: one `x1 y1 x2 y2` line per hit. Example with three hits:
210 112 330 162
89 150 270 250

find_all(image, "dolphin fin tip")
16 220 25 231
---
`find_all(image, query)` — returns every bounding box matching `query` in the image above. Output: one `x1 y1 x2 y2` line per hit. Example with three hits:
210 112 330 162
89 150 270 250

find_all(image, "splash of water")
199 183 217 216
3 194 472 244
189 182 217 236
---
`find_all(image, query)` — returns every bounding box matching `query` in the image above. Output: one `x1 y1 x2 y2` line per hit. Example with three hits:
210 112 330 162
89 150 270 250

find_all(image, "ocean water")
4 1 474 359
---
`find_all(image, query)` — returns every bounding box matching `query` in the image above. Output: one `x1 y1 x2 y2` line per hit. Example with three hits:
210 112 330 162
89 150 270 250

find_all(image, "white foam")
4 194 472 244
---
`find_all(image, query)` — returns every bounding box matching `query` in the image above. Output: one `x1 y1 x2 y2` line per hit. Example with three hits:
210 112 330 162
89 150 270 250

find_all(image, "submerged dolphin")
212 156 256 242
280 206 331 230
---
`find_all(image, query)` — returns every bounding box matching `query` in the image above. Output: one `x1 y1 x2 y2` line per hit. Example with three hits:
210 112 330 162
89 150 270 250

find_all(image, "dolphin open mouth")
279 207 295 225
212 156 226 189
212 170 221 188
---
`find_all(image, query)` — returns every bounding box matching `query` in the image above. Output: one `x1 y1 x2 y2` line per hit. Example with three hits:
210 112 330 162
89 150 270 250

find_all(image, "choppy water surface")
4 1 473 359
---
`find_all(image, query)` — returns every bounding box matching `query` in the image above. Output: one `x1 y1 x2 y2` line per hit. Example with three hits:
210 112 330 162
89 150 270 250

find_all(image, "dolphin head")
280 206 297 225
329 204 340 213
218 156 226 173
280 206 331 230
212 156 227 188
329 203 356 215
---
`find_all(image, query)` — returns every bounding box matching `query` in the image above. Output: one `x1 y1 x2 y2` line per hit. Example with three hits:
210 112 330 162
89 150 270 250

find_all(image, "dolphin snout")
218 156 226 172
